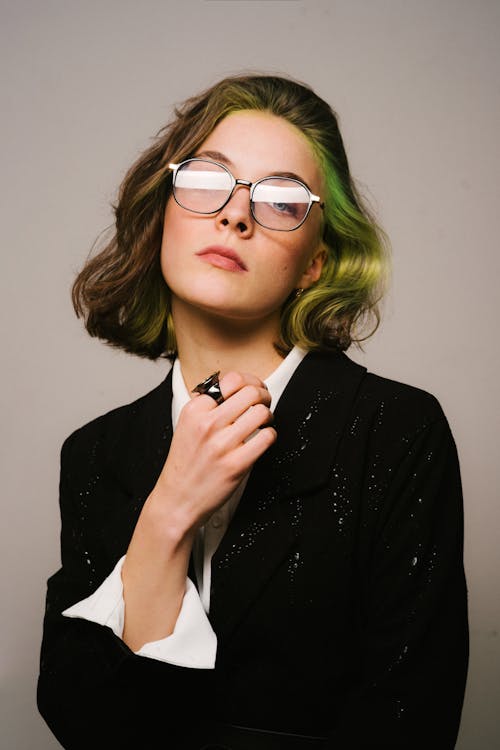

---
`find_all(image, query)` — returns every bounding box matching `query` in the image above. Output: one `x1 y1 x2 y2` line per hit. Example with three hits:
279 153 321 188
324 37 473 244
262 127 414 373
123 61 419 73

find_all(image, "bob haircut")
72 74 390 359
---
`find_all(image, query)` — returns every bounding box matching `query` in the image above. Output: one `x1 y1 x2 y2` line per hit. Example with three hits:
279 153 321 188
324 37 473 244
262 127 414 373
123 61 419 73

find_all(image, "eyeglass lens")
173 160 311 230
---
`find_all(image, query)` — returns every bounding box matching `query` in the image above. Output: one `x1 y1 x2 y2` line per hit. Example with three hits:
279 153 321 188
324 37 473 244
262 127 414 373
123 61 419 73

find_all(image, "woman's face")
160 110 326 326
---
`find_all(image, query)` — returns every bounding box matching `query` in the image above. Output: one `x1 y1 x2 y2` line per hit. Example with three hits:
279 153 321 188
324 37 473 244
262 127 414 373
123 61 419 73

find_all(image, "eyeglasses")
168 158 324 231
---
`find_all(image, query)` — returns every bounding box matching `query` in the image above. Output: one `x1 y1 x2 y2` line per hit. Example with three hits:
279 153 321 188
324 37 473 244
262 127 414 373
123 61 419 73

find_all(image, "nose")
215 184 254 236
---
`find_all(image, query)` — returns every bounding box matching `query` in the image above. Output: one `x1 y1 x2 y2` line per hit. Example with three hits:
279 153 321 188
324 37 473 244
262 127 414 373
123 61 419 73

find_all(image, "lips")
195 245 248 272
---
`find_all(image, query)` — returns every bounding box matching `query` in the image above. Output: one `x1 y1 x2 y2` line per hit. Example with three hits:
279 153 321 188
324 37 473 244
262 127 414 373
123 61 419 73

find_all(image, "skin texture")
161 111 327 390
162 112 325 325
121 111 327 651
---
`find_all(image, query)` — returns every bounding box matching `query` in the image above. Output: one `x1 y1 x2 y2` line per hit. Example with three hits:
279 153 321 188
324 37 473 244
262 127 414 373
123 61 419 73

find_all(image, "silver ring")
192 370 225 405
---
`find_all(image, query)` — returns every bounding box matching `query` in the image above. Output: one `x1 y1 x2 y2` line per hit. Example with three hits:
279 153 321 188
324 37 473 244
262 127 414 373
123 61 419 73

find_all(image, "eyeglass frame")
168 158 325 232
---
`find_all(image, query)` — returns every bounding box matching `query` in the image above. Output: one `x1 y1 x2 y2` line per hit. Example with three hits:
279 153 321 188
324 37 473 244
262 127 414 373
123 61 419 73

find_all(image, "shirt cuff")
62 555 217 669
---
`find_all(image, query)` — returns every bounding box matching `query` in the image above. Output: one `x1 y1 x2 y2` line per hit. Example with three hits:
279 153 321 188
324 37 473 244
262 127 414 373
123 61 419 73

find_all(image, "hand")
149 370 277 535
122 370 275 648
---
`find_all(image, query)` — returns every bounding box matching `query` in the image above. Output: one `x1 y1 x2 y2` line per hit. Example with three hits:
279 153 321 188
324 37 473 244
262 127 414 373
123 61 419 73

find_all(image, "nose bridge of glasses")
234 178 252 189
225 178 253 210
229 178 253 205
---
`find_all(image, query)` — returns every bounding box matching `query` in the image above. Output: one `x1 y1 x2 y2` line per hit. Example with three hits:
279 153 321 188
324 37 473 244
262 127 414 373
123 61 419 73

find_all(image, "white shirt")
62 346 307 669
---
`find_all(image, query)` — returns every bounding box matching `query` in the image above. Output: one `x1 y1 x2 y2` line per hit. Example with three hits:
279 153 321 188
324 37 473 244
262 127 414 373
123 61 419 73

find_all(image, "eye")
251 179 310 229
272 202 298 217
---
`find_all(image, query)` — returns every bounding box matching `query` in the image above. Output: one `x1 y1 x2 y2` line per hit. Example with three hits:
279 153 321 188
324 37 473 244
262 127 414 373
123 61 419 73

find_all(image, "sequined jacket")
37 350 468 749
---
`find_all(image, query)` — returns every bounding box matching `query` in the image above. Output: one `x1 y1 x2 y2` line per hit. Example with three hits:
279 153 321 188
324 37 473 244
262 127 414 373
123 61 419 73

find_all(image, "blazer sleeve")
37 431 212 750
327 412 469 749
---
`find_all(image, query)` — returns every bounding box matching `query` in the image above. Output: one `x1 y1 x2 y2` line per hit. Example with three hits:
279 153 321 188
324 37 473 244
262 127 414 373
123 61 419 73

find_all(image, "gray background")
1 0 499 747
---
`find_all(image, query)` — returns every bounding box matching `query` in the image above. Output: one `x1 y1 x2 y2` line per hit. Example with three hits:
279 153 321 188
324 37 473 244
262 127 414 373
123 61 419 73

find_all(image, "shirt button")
211 512 223 529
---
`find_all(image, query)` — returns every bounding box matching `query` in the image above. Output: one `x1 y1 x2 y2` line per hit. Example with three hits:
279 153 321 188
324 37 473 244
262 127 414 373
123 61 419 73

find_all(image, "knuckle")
220 453 241 481
244 384 261 403
262 426 278 446
253 403 270 422
182 397 204 420
181 407 213 439
209 431 225 455
181 398 196 416
198 419 211 440
203 413 220 440
228 371 245 391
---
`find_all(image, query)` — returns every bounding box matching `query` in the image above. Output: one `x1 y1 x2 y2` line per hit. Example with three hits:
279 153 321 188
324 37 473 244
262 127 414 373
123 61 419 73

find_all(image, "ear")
298 243 328 289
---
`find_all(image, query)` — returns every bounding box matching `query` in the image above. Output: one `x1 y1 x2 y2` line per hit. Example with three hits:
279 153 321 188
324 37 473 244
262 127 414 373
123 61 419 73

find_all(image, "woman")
37 75 468 749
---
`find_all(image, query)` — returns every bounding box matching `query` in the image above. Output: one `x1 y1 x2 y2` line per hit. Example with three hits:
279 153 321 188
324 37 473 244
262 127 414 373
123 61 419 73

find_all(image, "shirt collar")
171 345 307 430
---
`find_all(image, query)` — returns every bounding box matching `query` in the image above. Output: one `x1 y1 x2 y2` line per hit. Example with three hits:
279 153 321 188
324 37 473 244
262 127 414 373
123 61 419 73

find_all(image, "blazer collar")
106 351 364 492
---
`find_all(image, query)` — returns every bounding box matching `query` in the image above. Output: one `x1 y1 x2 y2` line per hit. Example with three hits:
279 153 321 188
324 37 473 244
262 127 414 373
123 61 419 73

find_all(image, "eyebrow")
194 149 313 190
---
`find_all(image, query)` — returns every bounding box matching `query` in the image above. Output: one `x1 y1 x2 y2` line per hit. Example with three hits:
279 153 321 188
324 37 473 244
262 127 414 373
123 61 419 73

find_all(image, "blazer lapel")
209 351 367 644
105 368 174 506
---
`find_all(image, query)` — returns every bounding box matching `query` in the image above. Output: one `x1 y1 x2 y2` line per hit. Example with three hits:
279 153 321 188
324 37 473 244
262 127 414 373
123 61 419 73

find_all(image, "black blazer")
37 351 468 749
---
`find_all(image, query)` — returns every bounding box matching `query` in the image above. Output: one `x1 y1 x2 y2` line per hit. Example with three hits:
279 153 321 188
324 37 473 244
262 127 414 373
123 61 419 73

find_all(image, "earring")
294 288 304 298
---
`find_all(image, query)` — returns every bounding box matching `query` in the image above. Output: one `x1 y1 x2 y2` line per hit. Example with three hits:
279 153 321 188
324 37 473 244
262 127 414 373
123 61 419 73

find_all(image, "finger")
212 370 269 405
221 370 268 398
230 425 278 471
212 385 271 427
216 402 274 451
190 370 270 413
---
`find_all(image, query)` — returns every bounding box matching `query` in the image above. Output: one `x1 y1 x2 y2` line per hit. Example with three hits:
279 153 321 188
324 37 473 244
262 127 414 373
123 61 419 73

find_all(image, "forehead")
196 110 323 190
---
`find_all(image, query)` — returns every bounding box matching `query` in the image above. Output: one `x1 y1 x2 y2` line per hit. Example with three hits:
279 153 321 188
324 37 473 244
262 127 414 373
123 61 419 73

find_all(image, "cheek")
160 201 189 263
160 207 182 284
269 232 319 278
162 199 181 246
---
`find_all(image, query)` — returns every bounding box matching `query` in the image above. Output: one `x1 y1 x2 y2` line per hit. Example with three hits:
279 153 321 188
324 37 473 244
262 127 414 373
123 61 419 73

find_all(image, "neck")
171 298 287 393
